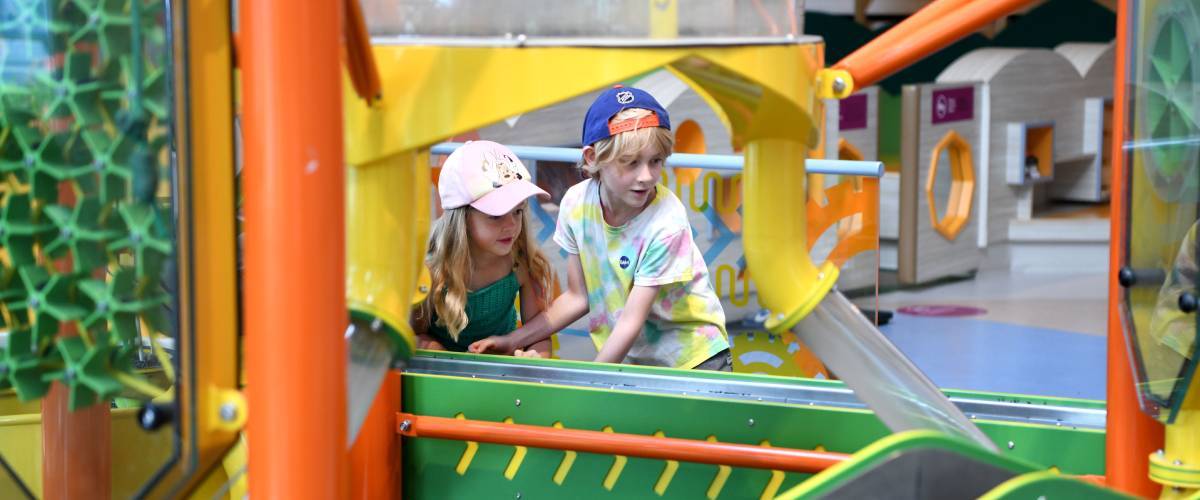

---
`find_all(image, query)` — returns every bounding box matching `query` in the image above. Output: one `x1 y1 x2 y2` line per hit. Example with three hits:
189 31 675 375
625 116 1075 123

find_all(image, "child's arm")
469 254 589 354
593 285 659 363
516 265 553 358
410 303 445 350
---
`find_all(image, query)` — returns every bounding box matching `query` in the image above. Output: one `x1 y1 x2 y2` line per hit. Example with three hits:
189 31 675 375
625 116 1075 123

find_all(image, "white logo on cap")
616 91 634 104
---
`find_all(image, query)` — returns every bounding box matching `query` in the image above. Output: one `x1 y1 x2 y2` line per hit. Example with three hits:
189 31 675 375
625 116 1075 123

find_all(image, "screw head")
1157 449 1166 456
1173 459 1183 466
219 402 238 422
370 318 383 332
399 419 412 432
515 399 521 407
747 418 755 427
1007 441 1015 450
832 77 847 94
515 493 522 499
419 285 430 293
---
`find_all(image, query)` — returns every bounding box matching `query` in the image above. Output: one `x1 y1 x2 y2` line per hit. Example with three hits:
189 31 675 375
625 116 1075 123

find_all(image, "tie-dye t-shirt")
554 179 729 369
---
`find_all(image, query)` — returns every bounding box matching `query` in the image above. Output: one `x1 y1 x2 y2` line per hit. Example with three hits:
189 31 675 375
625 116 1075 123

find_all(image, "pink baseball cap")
438 141 549 216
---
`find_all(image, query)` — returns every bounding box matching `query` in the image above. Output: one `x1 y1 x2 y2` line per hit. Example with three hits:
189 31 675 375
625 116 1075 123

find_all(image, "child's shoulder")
650 185 690 221
560 178 596 207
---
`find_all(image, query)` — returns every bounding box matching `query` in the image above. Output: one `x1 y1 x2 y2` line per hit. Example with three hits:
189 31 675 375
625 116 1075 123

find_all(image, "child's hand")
416 336 445 351
468 336 515 355
513 349 545 358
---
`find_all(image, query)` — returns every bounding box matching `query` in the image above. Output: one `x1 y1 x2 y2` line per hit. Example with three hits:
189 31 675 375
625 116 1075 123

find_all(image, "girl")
414 141 553 357
471 86 732 370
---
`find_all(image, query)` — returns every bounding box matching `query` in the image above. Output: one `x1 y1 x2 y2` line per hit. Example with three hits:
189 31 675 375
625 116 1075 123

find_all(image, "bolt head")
399 419 412 432
747 418 755 427
219 402 238 422
1007 441 1015 450
515 399 521 407
832 77 847 94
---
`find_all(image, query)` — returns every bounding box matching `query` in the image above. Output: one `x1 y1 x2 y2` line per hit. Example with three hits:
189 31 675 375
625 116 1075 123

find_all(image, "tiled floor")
874 268 1109 399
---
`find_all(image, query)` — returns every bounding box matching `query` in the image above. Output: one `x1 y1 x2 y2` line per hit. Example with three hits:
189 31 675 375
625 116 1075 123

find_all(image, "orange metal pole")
836 0 977 74
349 371 402 498
42 383 111 499
344 0 381 103
242 0 348 496
1105 0 1163 495
43 181 110 499
832 0 1040 89
398 413 849 474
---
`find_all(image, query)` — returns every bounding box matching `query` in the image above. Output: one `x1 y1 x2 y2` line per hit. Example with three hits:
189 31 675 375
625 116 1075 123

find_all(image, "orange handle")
398 413 848 473
834 0 1040 89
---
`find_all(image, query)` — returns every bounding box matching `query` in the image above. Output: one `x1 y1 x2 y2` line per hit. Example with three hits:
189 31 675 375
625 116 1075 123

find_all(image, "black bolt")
1117 267 1135 287
1180 293 1198 314
138 403 174 431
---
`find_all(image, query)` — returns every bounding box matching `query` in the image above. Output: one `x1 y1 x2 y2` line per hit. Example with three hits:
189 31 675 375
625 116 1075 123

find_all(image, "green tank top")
428 271 519 352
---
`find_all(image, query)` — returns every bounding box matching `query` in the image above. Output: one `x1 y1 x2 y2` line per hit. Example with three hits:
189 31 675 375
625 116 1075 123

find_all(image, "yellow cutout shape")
758 440 785 500
653 431 679 496
706 436 731 499
552 422 576 485
455 413 478 475
502 417 527 480
602 426 627 491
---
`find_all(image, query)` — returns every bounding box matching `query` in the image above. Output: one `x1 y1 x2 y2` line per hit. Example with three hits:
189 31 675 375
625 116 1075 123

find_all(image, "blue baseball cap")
581 85 672 146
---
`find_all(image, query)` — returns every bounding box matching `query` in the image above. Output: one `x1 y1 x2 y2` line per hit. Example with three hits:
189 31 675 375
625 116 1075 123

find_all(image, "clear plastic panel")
362 0 803 42
1121 0 1200 423
0 0 182 494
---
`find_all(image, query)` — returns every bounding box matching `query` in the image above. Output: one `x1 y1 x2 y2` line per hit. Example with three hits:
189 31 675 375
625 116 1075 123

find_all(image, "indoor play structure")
0 0 1194 499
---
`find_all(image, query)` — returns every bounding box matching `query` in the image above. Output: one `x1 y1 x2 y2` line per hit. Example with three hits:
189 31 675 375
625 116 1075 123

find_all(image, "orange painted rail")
397 413 849 473
834 0 1041 89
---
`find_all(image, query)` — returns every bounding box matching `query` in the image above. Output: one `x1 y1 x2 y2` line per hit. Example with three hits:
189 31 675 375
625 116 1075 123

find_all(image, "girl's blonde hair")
581 108 675 179
424 206 553 340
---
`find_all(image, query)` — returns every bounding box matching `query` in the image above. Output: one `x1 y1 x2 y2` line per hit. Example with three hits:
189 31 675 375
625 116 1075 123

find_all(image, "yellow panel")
344 44 822 165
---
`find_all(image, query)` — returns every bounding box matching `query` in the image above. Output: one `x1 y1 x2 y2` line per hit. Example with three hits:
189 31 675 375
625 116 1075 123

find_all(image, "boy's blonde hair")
423 206 553 340
581 108 675 179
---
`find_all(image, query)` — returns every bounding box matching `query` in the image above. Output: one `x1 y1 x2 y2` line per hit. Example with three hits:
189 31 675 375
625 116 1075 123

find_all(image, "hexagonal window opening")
925 130 975 241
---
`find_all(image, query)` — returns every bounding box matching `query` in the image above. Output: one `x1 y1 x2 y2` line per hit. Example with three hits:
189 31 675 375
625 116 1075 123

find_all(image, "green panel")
777 431 1039 499
980 471 1134 500
400 365 1106 499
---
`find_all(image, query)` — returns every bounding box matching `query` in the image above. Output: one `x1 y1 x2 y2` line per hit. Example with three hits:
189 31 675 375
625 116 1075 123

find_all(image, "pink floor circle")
896 305 988 317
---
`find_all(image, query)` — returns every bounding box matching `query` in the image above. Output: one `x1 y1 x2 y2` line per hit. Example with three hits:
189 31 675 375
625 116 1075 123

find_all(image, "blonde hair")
581 108 675 179
423 206 553 340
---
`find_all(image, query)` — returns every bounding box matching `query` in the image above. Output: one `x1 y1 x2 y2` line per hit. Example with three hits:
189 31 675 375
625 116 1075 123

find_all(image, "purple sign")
839 93 868 131
897 305 987 317
930 87 974 124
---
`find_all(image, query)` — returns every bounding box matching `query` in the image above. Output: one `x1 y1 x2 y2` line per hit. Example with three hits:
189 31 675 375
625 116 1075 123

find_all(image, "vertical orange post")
42 383 111 499
1106 0 1163 495
241 0 348 497
349 371 402 498
43 181 110 499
